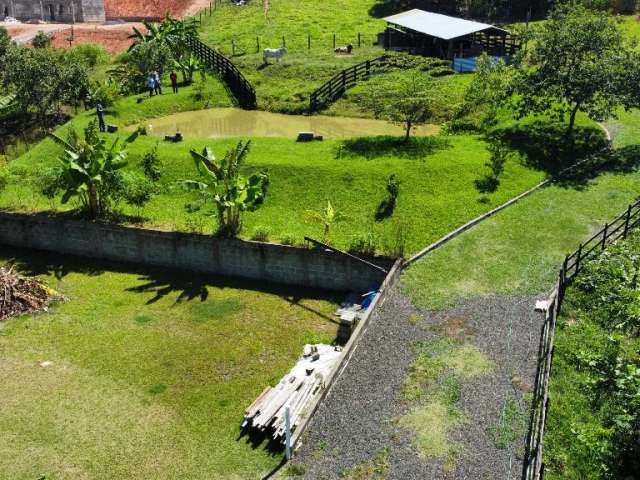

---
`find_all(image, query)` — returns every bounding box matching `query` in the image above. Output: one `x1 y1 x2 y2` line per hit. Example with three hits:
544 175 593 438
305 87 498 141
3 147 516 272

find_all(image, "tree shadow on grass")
3 245 344 318
339 135 451 160
553 144 640 190
489 122 608 177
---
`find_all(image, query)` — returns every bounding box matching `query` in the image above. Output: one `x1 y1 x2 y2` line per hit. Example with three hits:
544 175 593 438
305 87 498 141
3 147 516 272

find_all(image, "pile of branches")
0 264 60 320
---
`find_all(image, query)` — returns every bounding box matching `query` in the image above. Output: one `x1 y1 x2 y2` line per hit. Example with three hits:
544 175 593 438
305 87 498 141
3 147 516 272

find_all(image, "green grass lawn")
403 167 640 309
0 103 551 256
196 0 392 112
0 247 339 480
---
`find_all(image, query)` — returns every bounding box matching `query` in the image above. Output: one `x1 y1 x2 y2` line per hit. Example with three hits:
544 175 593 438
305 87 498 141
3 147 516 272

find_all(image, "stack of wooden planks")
243 344 342 443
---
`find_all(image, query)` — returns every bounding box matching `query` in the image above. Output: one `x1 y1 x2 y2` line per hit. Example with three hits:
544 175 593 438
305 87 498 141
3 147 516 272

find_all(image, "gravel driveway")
293 287 546 480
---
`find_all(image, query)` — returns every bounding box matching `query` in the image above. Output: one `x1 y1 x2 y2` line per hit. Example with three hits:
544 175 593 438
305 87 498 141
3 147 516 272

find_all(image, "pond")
140 108 439 139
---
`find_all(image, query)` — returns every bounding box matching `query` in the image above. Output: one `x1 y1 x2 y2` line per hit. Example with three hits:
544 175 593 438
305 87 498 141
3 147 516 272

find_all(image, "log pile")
0 264 60 321
243 344 342 443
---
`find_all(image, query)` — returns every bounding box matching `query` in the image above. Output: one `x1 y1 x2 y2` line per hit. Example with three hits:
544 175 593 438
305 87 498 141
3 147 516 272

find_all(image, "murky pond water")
140 108 438 139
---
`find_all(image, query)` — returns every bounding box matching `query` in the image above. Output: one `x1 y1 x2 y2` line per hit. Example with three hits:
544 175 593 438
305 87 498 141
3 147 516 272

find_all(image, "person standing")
153 71 162 95
170 71 178 94
96 102 106 132
147 73 155 97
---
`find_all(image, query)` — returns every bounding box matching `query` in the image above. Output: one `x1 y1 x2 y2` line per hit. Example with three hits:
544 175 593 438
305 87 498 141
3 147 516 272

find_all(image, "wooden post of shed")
447 39 453 60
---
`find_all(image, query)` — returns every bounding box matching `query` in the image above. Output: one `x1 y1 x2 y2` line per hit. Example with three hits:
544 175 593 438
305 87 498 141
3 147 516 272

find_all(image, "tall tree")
361 69 437 142
514 3 640 138
2 47 89 127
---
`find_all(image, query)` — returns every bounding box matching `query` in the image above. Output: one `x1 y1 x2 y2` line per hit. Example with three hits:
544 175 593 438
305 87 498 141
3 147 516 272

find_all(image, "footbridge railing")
186 36 257 109
309 55 386 112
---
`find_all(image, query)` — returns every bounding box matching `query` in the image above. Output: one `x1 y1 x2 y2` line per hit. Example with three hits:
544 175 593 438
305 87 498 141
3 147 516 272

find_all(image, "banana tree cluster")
48 121 140 218
184 141 269 237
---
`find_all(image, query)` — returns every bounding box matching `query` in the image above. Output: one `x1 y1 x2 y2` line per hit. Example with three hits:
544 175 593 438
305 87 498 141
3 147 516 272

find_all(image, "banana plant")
304 200 349 244
173 53 203 84
48 121 139 218
183 141 269 237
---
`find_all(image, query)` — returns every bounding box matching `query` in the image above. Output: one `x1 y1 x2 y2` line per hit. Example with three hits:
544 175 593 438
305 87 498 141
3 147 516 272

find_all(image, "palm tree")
304 200 349 243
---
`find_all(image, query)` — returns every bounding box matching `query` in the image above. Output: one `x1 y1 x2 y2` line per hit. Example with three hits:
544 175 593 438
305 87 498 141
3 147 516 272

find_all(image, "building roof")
384 9 508 40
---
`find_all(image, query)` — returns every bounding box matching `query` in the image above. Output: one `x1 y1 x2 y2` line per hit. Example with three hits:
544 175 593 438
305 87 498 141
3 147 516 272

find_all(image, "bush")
349 232 376 257
32 31 51 49
429 66 455 77
86 81 120 108
119 172 156 209
141 143 162 182
250 226 270 242
280 233 296 246
69 43 110 68
37 167 64 199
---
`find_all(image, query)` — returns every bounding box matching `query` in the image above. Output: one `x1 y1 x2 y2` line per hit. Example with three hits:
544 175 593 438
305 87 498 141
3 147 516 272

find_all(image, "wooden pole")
602 223 608 250
333 33 336 49
285 407 292 460
358 32 361 47
575 243 582 274
308 34 311 50
282 35 285 48
623 204 632 237
256 36 260 53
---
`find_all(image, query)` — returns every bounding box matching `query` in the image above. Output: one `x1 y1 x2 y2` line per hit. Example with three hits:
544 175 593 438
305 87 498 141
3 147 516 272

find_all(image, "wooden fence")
309 56 386 112
523 196 640 480
185 36 257 109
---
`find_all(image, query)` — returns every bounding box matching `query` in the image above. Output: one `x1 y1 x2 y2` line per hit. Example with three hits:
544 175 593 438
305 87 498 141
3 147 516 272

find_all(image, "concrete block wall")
0 212 391 292
0 0 104 22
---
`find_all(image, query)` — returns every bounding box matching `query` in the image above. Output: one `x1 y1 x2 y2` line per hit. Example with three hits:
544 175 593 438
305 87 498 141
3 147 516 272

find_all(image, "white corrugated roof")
384 9 506 40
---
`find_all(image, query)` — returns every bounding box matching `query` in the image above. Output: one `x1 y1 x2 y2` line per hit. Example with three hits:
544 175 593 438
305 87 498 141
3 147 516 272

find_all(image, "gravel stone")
294 287 546 480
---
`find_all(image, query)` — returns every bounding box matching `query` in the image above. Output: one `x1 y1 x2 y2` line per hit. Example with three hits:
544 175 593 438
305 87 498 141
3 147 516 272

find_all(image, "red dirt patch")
104 0 196 19
50 24 142 53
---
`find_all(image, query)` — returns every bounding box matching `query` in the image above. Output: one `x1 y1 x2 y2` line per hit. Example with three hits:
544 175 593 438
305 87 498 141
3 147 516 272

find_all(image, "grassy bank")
402 150 640 309
0 247 339 479
0 110 552 256
544 233 640 479
196 0 391 112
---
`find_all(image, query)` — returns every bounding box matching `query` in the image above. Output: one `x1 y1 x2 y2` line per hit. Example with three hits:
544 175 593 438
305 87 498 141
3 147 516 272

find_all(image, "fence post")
575 243 582 274
333 33 336 49
256 36 260 53
358 32 361 48
602 223 608 250
366 59 370 76
308 34 311 50
282 35 286 48
623 204 632 238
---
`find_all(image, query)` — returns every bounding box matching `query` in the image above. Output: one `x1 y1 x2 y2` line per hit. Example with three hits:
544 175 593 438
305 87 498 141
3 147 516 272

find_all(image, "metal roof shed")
382 9 518 60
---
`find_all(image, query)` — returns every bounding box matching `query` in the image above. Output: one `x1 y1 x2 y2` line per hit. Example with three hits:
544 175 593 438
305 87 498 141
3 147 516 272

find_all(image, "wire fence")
523 196 640 480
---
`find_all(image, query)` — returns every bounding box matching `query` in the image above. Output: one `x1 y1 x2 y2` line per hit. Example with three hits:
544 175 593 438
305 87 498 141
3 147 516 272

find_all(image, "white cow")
263 47 287 64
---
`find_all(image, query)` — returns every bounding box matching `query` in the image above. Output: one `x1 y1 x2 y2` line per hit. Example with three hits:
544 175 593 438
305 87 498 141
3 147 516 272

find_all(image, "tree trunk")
566 103 581 140
404 121 412 143
88 184 100 218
